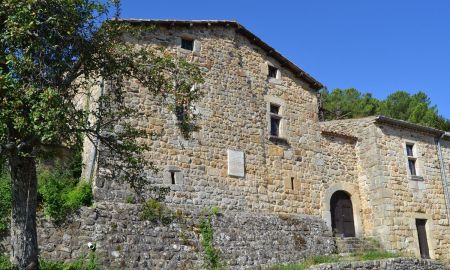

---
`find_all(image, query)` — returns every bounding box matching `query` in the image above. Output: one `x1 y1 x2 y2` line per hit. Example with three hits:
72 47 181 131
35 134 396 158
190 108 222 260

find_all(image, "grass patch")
266 251 402 270
0 253 99 270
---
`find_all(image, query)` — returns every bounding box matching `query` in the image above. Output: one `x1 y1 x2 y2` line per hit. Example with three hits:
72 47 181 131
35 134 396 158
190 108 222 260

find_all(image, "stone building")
4 20 449 269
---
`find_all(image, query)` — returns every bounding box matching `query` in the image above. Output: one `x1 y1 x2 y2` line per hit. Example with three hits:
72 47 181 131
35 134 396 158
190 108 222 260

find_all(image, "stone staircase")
335 237 383 255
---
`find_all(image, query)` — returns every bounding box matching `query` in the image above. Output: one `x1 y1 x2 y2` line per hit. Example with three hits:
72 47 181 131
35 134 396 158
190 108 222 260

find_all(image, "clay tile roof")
321 130 358 142
113 19 324 91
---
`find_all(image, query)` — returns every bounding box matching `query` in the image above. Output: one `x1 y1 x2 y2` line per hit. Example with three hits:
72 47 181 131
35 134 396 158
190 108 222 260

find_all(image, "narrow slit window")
406 144 417 176
291 177 295 190
269 104 281 137
408 159 417 176
170 171 176 185
268 65 278 78
406 144 414 157
181 38 194 51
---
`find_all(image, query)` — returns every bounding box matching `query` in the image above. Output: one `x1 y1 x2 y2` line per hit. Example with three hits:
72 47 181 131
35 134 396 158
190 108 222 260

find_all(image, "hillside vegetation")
321 89 450 132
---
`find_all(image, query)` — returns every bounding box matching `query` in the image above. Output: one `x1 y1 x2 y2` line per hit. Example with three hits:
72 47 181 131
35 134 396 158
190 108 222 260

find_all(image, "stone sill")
409 175 424 181
268 77 282 85
269 135 288 144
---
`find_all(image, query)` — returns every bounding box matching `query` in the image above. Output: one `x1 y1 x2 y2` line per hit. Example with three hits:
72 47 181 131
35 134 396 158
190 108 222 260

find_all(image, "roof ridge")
112 19 323 91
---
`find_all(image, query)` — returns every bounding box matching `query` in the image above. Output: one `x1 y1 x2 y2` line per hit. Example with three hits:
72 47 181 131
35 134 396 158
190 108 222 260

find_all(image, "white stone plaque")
227 149 245 178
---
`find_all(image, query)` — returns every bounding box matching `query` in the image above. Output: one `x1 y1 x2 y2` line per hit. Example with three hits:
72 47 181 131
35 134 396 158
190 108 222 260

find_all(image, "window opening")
181 38 194 51
268 65 278 78
406 144 417 176
270 103 281 137
170 171 176 185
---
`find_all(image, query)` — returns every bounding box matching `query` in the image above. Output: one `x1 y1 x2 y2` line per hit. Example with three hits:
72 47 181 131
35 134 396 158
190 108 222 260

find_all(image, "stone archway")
330 191 355 237
322 183 363 237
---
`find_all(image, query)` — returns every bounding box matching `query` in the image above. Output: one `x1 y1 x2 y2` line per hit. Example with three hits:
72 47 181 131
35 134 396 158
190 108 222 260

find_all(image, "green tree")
0 0 203 268
321 89 450 132
378 91 443 128
320 88 379 120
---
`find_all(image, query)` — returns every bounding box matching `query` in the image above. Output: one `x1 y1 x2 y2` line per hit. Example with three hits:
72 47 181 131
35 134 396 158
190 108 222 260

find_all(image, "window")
291 177 295 190
165 166 184 185
170 171 176 185
268 65 278 79
406 143 417 176
269 103 281 137
181 38 194 51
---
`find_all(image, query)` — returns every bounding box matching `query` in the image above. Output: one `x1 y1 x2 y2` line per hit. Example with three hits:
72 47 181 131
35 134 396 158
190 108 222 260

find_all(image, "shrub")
38 170 93 223
0 255 11 270
0 173 11 234
141 199 174 225
199 208 222 269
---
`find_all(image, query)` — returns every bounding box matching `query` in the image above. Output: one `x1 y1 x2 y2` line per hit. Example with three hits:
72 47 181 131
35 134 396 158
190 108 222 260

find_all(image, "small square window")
268 65 278 78
181 38 194 51
270 104 280 114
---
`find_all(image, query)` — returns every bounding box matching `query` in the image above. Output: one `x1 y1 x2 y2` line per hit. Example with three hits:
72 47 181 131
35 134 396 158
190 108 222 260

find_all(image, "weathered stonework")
2 20 450 269
35 203 334 269
310 258 448 270
321 117 450 261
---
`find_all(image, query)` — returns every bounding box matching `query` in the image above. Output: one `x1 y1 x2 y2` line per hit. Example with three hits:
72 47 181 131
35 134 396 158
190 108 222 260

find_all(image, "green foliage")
321 89 450 131
0 0 204 189
125 195 135 204
359 250 401 261
0 172 11 234
211 206 220 216
0 254 11 270
0 253 99 270
199 209 221 269
321 88 380 120
62 253 99 270
38 170 93 223
141 199 174 225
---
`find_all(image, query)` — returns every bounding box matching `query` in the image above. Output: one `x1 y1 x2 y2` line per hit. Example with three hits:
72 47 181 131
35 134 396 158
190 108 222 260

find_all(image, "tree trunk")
9 155 38 270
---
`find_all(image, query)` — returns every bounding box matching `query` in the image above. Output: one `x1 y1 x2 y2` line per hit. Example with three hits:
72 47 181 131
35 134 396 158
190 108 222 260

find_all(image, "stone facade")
2 20 450 269
321 117 450 261
86 20 450 266
65 20 450 267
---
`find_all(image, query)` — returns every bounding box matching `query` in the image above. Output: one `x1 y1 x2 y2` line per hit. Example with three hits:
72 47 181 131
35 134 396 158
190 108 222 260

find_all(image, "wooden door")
416 219 430 259
331 191 356 237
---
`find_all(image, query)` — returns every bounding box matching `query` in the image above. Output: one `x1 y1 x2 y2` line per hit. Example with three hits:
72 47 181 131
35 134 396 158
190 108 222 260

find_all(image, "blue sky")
121 0 450 118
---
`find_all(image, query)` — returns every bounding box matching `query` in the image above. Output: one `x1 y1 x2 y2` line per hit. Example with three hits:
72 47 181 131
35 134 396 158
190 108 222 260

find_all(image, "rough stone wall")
94 24 323 216
374 124 450 260
35 203 334 269
321 118 450 261
310 258 448 270
320 117 388 239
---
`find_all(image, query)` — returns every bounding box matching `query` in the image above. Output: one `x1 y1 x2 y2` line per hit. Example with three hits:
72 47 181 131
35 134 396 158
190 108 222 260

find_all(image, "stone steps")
335 237 383 255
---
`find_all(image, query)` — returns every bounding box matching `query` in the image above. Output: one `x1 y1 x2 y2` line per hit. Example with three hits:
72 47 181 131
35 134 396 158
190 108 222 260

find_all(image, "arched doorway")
330 191 356 237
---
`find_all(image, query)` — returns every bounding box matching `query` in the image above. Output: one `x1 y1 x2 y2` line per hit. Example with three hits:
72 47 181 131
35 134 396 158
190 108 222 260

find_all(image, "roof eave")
112 19 324 91
374 115 445 137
